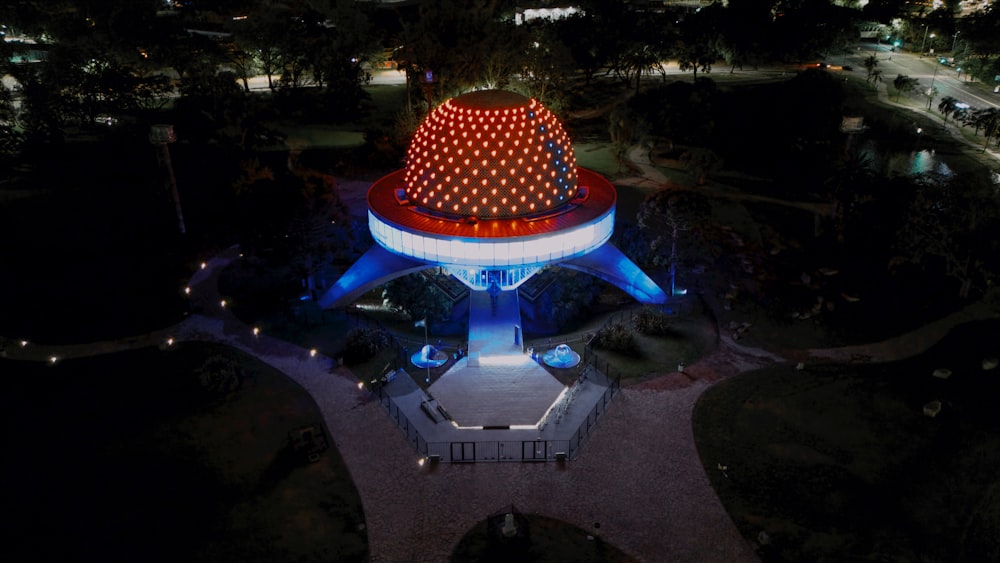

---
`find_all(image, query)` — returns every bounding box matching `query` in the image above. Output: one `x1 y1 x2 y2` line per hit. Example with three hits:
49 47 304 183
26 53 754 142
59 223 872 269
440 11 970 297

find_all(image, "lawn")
1 342 367 563
451 511 637 563
693 319 1000 562
0 139 192 343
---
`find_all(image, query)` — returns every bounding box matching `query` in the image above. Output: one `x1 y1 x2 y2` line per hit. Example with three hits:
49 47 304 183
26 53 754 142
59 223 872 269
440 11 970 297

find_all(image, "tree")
892 74 918 101
397 0 523 104
225 43 257 92
518 23 576 107
960 107 996 136
680 148 722 186
869 67 883 90
607 103 648 173
713 0 770 72
637 190 712 296
675 9 719 82
938 95 958 123
626 79 720 149
891 173 1000 299
825 150 876 242
771 2 861 63
863 54 879 82
538 268 602 331
552 12 611 86
606 11 673 91
382 273 452 323
0 82 24 169
955 4 1000 83
287 178 340 292
230 5 284 91
311 0 381 104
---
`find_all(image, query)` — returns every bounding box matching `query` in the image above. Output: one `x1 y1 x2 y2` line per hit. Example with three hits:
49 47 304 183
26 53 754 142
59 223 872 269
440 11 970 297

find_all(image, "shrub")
342 327 391 365
633 307 677 336
592 322 638 355
195 354 244 402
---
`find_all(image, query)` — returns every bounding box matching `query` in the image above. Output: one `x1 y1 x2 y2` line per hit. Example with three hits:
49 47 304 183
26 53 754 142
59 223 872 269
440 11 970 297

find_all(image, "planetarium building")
319 90 665 309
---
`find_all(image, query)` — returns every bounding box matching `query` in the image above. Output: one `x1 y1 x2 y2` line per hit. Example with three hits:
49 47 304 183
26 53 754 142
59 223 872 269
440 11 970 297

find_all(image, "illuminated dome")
318 90 667 307
402 90 578 219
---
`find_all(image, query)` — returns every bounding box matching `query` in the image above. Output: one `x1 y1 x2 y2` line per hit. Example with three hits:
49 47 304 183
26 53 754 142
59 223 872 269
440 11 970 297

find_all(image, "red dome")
402 90 578 219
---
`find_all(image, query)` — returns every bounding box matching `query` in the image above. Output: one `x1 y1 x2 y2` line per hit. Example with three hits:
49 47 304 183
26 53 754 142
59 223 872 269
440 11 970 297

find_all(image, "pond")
859 139 999 186
858 139 954 178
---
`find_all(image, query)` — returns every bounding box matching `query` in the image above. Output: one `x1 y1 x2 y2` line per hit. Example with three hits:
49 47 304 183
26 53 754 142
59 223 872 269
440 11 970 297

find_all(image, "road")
845 42 1000 112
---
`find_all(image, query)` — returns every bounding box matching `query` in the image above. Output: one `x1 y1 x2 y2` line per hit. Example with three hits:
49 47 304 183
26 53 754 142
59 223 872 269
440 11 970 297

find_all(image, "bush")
592 322 638 355
342 327 391 365
633 307 677 336
195 354 244 403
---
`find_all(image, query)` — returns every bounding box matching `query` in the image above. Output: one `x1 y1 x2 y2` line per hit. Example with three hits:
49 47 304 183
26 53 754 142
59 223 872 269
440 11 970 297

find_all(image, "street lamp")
952 31 960 54
149 124 186 235
926 63 940 110
920 25 930 55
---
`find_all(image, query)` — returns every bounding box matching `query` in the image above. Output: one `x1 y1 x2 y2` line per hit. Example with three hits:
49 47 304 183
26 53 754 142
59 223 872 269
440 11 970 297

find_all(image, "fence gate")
522 440 549 461
450 442 476 462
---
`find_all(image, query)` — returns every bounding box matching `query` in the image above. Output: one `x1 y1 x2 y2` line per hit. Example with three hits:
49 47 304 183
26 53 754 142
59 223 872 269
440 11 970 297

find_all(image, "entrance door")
450 442 476 462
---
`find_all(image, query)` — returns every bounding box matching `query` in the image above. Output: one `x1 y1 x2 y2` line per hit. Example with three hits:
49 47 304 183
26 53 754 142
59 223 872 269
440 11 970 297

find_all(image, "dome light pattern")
317 89 667 309
402 91 577 219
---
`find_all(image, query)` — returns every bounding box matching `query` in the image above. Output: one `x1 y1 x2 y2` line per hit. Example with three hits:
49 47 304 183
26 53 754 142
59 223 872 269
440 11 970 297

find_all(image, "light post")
920 25 929 55
926 63 940 111
952 31 960 54
149 124 186 235
414 317 429 383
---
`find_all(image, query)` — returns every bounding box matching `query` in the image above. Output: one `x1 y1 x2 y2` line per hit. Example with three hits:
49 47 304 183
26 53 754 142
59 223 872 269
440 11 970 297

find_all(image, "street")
849 42 999 111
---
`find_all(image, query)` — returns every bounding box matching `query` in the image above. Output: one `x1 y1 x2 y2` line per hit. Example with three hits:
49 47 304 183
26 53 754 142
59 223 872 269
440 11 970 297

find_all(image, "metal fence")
347 303 649 463
369 358 621 463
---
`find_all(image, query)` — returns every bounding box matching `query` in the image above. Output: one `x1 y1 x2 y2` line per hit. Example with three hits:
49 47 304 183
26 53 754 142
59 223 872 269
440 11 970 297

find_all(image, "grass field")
1 342 368 563
693 319 1000 562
